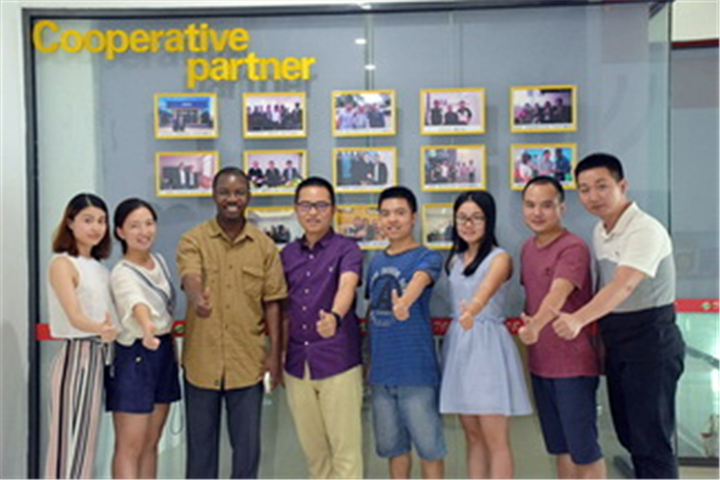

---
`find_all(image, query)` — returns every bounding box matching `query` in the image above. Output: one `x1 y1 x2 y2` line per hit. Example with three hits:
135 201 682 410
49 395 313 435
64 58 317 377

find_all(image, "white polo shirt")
593 202 675 313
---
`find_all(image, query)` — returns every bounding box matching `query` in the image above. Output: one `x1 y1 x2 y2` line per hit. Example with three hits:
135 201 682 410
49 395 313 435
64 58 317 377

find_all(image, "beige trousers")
285 364 364 479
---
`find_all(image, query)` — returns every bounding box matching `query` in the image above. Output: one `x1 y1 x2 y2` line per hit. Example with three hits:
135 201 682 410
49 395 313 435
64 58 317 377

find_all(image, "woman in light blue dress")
439 191 531 479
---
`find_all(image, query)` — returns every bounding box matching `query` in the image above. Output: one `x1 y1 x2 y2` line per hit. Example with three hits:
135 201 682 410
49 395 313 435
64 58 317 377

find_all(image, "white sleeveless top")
47 253 114 339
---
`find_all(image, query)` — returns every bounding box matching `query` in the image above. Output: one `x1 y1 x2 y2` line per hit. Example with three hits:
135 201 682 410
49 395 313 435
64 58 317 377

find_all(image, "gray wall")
670 46 719 298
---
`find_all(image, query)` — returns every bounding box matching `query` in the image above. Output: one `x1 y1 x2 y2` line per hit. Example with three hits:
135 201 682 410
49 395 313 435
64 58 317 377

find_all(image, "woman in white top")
106 198 180 479
45 193 118 479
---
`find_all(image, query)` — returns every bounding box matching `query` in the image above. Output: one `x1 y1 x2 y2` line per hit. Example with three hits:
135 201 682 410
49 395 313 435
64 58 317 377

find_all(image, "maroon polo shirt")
280 229 363 380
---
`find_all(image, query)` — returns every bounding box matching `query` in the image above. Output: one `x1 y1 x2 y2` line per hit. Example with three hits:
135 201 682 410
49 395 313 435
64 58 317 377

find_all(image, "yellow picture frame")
155 151 219 197
246 206 302 249
420 88 486 135
335 204 388 251
332 147 398 194
154 93 219 140
420 145 487 192
509 143 578 191
510 85 577 133
421 203 454 250
331 89 396 137
243 149 308 197
242 91 307 139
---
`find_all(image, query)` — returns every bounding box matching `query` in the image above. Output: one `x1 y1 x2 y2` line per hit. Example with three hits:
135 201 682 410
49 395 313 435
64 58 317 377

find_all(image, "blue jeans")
184 378 263 479
371 385 446 461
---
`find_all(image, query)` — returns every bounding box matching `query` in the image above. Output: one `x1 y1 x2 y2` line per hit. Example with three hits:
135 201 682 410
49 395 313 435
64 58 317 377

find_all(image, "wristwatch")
331 311 343 327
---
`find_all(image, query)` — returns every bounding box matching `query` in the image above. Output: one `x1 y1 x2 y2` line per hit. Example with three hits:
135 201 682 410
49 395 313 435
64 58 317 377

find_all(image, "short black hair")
294 176 336 205
575 153 624 182
212 166 248 191
522 175 565 203
113 198 158 254
378 186 417 213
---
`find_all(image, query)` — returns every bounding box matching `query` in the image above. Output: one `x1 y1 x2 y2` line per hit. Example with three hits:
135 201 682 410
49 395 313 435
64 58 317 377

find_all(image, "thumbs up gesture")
552 306 582 341
391 290 410 321
458 301 474 331
99 311 118 343
316 309 338 338
517 312 539 345
142 323 161 351
195 286 213 318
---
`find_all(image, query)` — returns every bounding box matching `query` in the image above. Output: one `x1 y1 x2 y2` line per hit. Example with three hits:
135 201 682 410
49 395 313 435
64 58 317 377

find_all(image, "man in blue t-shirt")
366 186 446 479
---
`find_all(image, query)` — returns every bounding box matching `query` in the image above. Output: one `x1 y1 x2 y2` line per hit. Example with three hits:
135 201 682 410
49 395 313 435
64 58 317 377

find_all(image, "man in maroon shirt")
280 176 364 479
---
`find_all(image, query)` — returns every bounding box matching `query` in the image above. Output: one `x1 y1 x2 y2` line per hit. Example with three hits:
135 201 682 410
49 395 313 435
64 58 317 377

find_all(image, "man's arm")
391 270 433 321
317 271 360 338
181 273 212 318
263 300 283 389
518 278 575 345
553 266 647 340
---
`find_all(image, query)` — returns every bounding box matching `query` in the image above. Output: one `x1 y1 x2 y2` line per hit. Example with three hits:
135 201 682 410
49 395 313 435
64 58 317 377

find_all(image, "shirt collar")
600 202 639 239
207 217 255 244
300 228 335 251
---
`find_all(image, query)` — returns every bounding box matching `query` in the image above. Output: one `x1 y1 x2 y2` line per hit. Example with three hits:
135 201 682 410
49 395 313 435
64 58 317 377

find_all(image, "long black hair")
444 191 498 276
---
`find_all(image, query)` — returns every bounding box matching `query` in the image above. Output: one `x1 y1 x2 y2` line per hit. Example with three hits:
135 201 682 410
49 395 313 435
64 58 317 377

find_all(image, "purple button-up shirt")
280 229 363 380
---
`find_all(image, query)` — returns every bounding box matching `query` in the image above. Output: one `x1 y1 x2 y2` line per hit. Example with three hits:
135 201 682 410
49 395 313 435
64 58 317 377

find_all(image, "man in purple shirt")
280 176 364 479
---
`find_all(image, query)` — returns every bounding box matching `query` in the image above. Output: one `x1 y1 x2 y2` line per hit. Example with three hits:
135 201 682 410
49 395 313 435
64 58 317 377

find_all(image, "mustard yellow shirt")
177 218 287 390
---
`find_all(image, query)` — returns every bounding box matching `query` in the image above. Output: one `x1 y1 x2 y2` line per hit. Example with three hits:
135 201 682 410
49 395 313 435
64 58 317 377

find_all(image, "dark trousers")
184 378 264 479
605 352 684 478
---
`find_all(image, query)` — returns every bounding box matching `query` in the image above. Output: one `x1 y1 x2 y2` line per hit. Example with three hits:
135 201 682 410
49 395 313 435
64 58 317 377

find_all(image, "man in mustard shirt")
177 166 287 478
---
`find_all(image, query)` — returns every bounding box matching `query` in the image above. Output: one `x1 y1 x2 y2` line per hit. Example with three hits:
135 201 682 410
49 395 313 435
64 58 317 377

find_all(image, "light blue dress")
440 248 532 415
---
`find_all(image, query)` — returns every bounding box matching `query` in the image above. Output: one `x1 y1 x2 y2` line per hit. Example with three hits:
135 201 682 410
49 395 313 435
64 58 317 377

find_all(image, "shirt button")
306 271 311 277
302 325 307 330
309 254 314 260
304 341 309 346
302 306 307 311
304 288 310 294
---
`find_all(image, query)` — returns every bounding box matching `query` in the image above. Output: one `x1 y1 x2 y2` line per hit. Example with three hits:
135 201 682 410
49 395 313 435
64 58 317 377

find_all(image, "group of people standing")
246 103 303 132
45 153 684 480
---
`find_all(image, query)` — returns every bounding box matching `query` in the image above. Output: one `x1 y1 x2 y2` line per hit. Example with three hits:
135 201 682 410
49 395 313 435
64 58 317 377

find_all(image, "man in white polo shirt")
553 153 685 479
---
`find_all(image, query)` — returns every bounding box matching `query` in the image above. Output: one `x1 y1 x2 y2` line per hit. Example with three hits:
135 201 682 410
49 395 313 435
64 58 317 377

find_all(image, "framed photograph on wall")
155 151 219 197
332 90 396 137
510 143 577 190
243 92 306 139
154 93 218 139
420 145 486 192
510 85 577 133
246 207 303 249
333 147 397 194
420 88 486 135
422 203 454 250
244 149 308 196
335 205 388 250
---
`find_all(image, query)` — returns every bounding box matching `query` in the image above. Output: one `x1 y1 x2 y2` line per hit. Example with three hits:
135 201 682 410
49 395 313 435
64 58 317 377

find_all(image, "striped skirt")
44 338 107 479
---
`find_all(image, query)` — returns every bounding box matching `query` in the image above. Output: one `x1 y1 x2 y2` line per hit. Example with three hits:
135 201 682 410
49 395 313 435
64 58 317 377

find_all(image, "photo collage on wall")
152 84 579 249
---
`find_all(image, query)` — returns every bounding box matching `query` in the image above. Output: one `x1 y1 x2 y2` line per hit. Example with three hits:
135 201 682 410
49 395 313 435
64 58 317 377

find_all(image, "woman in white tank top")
45 193 118 479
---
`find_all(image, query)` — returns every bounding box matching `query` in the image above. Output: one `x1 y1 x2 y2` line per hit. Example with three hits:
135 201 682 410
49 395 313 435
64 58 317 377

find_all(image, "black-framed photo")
155 151 219 197
154 93 218 139
510 85 577 133
335 205 388 250
332 147 397 194
420 145 486 192
422 203 454 250
510 143 577 190
243 92 306 138
246 207 303 249
420 88 486 135
243 149 307 196
332 90 396 137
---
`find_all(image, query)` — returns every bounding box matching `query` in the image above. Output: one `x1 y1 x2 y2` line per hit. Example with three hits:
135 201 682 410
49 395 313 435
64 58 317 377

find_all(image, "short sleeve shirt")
366 247 443 386
593 203 675 312
520 230 600 377
176 218 287 390
281 230 363 380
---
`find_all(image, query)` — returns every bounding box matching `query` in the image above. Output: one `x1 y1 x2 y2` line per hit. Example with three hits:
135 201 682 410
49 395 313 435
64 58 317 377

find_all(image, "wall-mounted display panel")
335 204 388 250
420 145 486 192
510 143 577 190
154 93 218 139
243 92 306 139
510 85 577 133
246 206 302 248
420 88 485 135
422 203 453 250
155 151 219 197
333 147 397 193
244 149 307 196
332 90 396 137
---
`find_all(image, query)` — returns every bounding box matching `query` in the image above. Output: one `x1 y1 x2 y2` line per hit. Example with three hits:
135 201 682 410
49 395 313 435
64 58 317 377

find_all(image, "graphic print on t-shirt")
369 265 406 327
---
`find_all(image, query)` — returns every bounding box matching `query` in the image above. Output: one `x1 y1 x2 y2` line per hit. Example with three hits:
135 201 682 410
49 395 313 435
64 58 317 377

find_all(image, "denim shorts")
531 374 603 465
105 334 181 414
371 384 447 461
